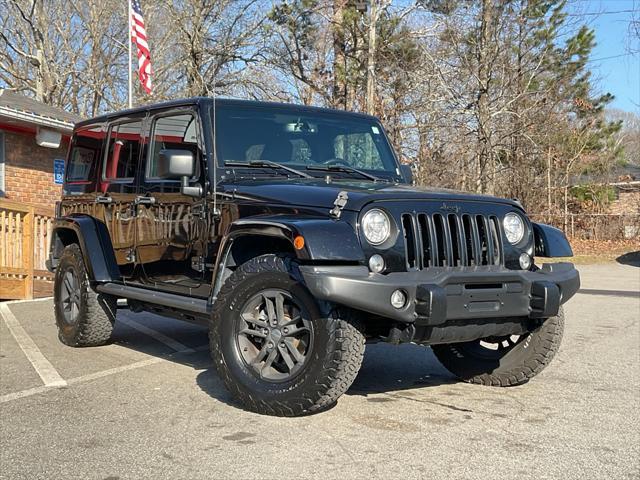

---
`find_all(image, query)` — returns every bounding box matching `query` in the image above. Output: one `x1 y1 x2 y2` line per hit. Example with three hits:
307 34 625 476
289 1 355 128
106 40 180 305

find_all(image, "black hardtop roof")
75 97 378 128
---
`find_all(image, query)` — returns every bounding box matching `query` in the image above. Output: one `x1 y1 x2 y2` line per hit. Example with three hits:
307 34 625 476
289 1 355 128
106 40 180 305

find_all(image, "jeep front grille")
400 213 503 269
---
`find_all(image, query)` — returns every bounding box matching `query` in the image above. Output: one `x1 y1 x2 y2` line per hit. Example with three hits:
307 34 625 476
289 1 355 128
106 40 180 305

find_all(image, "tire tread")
209 254 365 416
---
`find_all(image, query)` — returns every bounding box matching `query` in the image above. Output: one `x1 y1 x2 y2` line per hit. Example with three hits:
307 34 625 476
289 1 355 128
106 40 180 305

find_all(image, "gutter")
0 105 75 132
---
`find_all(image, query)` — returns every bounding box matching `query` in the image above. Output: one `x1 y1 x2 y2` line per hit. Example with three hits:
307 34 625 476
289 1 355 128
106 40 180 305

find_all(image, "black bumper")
299 263 580 324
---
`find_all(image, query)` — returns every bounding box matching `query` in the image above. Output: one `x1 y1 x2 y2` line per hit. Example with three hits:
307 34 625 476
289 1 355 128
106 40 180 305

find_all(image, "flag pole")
127 0 133 108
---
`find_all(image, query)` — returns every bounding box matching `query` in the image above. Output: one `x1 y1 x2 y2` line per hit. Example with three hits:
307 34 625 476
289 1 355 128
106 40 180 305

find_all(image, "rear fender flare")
48 215 120 282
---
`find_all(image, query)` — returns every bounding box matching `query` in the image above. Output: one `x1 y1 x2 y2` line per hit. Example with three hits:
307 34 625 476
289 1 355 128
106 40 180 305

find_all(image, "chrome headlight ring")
362 208 392 246
503 212 525 245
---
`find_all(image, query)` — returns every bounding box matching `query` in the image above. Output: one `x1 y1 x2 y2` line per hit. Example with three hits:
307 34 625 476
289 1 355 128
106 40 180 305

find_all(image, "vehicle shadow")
111 313 459 411
616 251 640 267
193 343 459 413
346 343 458 397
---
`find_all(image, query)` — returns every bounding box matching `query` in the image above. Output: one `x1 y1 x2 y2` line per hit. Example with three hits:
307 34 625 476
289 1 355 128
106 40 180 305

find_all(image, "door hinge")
125 249 136 263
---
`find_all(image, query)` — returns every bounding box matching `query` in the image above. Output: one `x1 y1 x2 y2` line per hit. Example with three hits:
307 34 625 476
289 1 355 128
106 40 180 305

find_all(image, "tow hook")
382 324 416 344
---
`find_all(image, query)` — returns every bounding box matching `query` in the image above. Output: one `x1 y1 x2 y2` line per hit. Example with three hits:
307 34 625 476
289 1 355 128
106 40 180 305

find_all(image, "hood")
218 178 523 212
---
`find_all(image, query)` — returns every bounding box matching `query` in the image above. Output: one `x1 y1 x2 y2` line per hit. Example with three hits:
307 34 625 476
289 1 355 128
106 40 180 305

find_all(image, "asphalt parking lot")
1 263 639 480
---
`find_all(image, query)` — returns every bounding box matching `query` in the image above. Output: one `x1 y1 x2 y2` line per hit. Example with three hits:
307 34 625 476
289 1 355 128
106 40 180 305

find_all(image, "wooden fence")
0 199 55 300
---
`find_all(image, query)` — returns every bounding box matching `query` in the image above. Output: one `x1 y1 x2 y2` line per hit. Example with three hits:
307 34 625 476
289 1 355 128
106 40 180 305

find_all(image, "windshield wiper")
306 164 382 182
225 160 313 179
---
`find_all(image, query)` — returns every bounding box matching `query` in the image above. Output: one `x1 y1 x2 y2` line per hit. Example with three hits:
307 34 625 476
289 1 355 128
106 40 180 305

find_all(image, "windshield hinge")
329 191 349 219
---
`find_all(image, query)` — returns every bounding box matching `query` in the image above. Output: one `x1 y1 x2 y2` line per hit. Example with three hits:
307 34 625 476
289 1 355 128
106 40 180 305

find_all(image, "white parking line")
0 344 209 404
0 303 67 388
118 316 195 353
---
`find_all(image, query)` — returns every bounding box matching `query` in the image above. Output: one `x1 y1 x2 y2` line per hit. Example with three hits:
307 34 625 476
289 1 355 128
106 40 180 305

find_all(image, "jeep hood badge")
440 203 460 213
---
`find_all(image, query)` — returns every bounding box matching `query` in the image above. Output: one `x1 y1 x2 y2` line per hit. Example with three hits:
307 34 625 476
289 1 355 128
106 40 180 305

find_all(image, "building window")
0 131 5 196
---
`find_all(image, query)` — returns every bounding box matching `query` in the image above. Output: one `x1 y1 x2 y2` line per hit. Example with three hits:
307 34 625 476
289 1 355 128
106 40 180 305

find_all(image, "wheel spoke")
240 328 267 338
63 274 74 295
251 342 270 365
279 344 296 370
261 348 278 374
241 311 268 328
275 293 285 324
263 295 276 325
280 314 301 327
284 338 305 363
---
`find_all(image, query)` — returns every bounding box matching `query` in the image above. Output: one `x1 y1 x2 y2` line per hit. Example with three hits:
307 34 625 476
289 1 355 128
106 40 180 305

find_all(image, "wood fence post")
23 206 34 300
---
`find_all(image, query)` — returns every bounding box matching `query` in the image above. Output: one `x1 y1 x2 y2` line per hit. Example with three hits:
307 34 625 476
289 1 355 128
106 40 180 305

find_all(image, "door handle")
95 195 113 204
135 196 156 206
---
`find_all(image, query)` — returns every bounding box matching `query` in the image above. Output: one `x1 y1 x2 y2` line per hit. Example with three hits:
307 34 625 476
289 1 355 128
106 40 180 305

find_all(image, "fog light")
519 253 532 270
369 254 385 273
390 289 407 309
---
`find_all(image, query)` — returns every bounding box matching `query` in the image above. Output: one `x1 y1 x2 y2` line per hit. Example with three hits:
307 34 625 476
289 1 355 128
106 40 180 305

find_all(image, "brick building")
0 90 81 209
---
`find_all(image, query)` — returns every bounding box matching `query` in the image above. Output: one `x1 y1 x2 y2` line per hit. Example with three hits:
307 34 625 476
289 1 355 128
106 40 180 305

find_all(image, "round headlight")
362 209 391 245
503 213 525 244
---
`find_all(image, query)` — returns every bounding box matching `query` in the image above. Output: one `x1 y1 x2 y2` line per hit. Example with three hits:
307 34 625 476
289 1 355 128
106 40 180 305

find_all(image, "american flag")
130 0 152 94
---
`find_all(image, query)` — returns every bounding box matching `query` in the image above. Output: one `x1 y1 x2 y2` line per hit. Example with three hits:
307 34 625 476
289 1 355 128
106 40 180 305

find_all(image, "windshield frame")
210 101 402 182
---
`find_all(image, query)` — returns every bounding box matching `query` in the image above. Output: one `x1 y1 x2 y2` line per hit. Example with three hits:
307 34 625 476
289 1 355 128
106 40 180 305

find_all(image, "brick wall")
2 129 68 209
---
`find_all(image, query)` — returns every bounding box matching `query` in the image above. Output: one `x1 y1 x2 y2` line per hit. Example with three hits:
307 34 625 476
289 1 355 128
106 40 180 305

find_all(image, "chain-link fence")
528 213 640 241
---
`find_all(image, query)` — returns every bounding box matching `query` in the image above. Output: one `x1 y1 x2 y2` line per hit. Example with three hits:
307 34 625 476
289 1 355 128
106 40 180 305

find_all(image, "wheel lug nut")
283 327 288 334
268 342 274 349
280 342 285 348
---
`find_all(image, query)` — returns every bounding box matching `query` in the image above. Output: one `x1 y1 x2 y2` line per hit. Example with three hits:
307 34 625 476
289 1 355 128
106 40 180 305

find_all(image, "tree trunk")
332 0 347 109
476 0 494 194
365 0 378 115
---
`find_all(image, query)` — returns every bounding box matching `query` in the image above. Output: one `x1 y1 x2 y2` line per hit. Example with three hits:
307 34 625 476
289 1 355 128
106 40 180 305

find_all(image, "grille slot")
401 214 418 270
401 212 503 269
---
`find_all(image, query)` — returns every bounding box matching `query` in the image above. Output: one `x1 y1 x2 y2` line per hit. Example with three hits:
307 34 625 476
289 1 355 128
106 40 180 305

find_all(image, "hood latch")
329 191 349 219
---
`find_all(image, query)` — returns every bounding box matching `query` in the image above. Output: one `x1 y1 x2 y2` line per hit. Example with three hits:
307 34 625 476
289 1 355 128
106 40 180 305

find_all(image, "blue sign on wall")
53 158 65 185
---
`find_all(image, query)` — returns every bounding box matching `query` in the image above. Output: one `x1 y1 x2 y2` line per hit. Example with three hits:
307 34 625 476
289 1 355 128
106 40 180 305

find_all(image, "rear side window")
66 126 104 184
146 114 199 180
103 121 142 181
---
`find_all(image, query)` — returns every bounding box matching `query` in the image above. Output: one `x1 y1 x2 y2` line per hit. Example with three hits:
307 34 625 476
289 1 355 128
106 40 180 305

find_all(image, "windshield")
213 103 400 179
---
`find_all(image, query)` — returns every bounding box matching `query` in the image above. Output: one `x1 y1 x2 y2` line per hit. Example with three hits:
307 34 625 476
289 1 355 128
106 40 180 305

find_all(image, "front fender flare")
224 216 364 262
532 222 573 258
48 214 120 282
211 216 364 299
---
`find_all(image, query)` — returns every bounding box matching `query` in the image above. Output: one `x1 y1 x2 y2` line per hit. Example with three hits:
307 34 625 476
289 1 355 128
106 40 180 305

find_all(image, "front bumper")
299 262 579 324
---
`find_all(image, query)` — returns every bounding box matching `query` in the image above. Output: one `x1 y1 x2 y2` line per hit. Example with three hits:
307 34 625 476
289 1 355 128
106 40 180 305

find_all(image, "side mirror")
157 149 202 197
400 164 413 185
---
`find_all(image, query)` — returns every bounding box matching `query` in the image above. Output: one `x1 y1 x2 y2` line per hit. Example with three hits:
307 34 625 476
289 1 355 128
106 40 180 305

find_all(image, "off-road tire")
53 243 116 347
209 254 365 416
431 309 564 386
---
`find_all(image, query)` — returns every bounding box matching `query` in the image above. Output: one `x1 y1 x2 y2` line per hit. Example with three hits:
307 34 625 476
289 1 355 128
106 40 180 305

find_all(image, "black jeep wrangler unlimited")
48 97 579 416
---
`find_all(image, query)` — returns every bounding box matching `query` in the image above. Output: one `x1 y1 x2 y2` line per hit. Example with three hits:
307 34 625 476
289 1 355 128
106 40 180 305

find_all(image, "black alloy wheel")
236 289 313 382
59 266 82 325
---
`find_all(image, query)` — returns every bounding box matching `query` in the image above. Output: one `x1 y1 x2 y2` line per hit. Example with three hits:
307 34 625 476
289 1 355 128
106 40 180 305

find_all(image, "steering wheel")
322 158 350 167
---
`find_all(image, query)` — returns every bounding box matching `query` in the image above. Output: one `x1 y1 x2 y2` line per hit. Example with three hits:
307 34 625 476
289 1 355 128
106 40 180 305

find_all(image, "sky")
572 0 640 112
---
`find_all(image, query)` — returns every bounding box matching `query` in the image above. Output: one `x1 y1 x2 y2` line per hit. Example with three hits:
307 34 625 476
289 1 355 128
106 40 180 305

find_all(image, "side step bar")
96 283 210 315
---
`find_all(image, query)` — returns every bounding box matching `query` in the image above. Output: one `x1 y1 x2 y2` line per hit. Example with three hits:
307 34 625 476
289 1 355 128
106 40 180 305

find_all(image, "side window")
146 114 200 181
64 125 104 194
334 132 384 170
103 121 142 182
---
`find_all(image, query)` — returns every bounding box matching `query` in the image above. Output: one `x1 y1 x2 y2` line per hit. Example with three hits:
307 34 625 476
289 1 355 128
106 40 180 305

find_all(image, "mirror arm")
180 176 202 197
